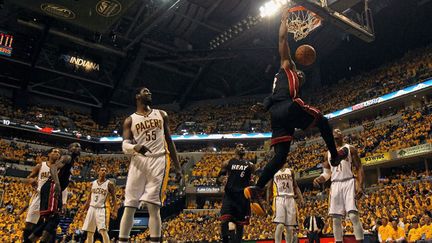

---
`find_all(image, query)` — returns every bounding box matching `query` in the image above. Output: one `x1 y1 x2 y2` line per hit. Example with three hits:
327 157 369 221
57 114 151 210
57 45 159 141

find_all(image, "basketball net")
286 6 322 41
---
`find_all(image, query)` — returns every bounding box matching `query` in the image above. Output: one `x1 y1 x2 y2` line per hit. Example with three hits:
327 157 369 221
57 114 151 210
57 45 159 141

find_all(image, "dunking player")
28 142 81 242
244 10 348 215
22 148 61 243
271 164 303 243
313 129 365 243
82 166 117 243
217 143 254 243
119 87 183 243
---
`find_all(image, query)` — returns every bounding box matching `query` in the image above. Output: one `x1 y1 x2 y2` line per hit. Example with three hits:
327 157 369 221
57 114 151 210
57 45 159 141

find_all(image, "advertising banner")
361 152 391 165
396 143 432 158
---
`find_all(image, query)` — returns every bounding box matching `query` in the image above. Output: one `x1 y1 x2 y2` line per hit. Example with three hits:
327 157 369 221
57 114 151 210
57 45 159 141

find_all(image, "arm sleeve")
122 139 135 154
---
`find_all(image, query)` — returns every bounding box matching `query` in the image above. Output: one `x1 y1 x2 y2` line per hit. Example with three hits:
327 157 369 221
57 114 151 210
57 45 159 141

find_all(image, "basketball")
295 44 316 66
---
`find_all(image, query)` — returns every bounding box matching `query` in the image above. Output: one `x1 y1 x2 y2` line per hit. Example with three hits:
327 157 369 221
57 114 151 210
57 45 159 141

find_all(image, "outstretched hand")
251 103 266 113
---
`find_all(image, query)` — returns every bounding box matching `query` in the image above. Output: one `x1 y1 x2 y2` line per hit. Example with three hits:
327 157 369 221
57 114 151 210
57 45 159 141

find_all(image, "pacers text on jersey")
135 119 162 135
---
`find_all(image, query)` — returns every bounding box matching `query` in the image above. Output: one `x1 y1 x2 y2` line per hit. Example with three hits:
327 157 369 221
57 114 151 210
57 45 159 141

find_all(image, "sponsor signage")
0 31 13 56
325 79 432 119
60 54 100 72
396 143 432 158
40 3 76 19
361 152 391 165
196 186 221 193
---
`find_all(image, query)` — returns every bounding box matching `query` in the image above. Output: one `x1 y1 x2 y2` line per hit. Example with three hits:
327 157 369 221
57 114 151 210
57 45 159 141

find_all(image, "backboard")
291 0 375 42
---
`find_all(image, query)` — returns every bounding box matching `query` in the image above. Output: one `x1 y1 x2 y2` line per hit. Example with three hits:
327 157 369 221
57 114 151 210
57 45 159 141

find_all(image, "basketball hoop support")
291 0 375 42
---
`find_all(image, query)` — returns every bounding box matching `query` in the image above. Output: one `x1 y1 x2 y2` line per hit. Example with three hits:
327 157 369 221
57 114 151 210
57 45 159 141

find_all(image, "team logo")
96 0 122 17
40 3 76 19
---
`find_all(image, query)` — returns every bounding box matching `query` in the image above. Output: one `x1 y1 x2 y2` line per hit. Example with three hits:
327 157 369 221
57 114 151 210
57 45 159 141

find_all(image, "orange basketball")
295 44 316 66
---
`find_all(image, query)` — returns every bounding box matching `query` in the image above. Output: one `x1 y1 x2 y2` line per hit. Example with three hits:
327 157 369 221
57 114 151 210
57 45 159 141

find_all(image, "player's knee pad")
332 216 343 242
348 212 364 240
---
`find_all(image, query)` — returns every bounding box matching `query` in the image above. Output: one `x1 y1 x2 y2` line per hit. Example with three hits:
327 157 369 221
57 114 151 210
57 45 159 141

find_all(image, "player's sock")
100 230 110 243
147 203 162 243
332 216 343 243
348 212 365 241
118 207 136 243
285 226 294 243
256 142 291 188
235 225 244 243
221 221 230 243
275 223 285 243
86 231 95 243
316 117 338 159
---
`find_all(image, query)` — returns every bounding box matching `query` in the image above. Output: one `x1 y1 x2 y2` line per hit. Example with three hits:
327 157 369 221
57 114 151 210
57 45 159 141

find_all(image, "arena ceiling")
0 0 430 108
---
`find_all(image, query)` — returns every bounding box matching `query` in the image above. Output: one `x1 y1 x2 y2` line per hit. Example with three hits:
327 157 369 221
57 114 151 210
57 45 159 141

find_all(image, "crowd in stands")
0 45 431 138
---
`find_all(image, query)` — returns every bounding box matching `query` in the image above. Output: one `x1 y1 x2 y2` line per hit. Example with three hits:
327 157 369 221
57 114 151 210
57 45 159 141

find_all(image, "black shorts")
220 192 250 225
40 181 62 216
270 98 322 145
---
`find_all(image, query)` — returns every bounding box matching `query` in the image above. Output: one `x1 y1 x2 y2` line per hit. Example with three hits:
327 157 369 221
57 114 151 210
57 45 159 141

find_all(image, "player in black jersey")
29 142 81 243
217 143 255 243
244 10 348 216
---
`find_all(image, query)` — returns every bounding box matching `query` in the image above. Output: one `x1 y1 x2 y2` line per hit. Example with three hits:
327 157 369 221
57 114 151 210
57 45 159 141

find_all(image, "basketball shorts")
220 191 251 225
124 154 170 207
329 178 357 216
39 180 60 216
270 98 322 145
26 193 41 224
82 207 108 233
272 196 297 226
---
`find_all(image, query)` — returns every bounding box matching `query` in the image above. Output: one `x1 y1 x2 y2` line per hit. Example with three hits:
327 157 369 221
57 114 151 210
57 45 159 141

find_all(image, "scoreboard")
0 31 13 56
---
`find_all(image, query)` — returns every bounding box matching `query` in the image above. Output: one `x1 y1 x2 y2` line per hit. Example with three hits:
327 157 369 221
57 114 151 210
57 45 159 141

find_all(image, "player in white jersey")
271 164 303 243
22 148 61 243
313 129 365 243
82 166 117 243
119 87 183 243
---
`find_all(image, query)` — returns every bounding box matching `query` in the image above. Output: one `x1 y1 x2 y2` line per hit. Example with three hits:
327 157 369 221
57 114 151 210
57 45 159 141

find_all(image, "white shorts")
273 196 297 226
124 154 170 207
329 178 357 216
25 193 40 224
82 207 108 233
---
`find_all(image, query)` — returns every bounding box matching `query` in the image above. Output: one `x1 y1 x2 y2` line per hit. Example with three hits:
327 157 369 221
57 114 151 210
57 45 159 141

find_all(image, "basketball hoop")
286 6 322 41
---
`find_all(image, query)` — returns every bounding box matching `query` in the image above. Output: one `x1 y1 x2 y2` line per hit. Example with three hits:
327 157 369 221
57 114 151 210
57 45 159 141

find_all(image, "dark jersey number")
282 182 291 190
145 131 157 141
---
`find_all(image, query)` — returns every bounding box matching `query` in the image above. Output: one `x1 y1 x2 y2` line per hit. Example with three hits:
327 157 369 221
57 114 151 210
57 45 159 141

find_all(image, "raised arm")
279 10 296 70
160 110 183 180
351 146 364 199
108 182 118 219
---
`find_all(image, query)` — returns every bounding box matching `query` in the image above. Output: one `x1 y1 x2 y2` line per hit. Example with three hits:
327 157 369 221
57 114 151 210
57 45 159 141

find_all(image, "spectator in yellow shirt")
385 218 405 243
379 218 393 242
408 217 421 243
